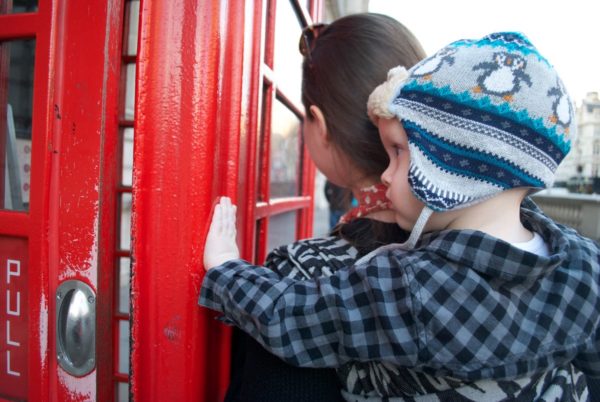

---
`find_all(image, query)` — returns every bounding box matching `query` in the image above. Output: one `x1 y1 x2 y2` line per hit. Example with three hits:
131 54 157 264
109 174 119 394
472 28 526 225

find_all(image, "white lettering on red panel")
0 240 28 398
5 259 21 377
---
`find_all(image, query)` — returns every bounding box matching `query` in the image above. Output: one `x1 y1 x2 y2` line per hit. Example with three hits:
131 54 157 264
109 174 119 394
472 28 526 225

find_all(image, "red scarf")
338 183 393 224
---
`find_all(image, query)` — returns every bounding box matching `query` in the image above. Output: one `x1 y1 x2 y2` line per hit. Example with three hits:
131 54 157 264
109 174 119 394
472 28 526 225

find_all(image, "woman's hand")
203 197 240 270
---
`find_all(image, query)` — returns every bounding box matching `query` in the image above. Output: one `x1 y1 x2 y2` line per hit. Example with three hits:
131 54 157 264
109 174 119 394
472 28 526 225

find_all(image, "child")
221 14 425 402
200 32 599 400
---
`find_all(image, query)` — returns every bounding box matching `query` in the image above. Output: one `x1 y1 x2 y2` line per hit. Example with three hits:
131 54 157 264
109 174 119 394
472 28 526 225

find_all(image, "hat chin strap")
399 206 433 250
352 206 434 266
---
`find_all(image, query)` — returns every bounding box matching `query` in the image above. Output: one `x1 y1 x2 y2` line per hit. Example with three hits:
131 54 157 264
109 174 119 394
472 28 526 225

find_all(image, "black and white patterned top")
200 202 597 400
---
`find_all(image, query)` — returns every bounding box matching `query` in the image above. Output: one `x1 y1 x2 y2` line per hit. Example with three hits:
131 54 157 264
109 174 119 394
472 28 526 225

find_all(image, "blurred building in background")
555 92 600 193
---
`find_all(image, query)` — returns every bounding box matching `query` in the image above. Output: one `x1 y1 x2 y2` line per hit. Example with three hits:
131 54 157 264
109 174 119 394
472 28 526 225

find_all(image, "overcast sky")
369 0 600 104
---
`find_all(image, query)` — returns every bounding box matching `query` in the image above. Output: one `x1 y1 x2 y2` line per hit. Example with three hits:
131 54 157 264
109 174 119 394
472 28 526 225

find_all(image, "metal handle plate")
56 280 96 376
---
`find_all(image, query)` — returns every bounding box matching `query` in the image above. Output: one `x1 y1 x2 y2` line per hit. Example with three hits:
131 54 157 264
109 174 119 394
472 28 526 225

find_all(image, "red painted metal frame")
240 0 266 264
253 0 276 265
0 14 27 385
0 14 38 39
0 211 29 237
131 1 321 400
0 9 9 206
2 0 321 400
48 1 124 400
2 0 123 400
254 0 317 263
20 4 52 401
112 1 138 396
0 3 51 401
131 0 230 400
295 0 319 239
254 196 311 219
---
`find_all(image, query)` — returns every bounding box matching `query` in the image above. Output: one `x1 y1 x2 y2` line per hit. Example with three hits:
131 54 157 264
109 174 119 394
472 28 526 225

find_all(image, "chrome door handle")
56 280 96 376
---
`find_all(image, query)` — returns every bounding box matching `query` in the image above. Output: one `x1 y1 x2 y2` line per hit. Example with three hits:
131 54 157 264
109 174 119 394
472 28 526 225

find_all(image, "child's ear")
308 105 331 147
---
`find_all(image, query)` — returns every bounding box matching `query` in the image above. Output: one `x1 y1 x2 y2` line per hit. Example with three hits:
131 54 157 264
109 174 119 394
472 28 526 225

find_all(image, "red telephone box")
0 0 321 400
130 0 321 401
1 0 125 400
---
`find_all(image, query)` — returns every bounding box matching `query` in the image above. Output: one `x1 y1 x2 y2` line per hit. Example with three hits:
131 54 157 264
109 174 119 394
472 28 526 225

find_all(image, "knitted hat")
368 32 575 247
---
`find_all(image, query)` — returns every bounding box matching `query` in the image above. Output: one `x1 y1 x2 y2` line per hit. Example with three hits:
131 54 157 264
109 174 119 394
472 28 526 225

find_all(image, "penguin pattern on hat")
388 32 575 212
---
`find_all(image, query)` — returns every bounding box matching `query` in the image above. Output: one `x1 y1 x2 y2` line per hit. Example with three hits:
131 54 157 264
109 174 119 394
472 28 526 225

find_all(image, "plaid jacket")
199 204 600 381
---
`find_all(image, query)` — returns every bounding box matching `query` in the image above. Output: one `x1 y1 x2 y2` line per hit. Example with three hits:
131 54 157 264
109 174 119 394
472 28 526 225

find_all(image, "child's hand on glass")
203 197 240 270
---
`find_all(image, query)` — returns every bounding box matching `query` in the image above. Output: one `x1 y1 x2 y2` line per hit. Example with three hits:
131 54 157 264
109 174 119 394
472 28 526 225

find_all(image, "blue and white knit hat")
367 32 575 248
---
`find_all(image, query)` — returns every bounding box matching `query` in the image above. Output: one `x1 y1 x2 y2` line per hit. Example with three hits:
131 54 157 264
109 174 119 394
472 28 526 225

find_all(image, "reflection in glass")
118 320 130 374
267 211 297 251
122 128 134 186
1 0 37 14
312 171 330 237
118 257 131 314
124 0 140 56
117 382 129 402
272 1 303 107
120 193 132 250
270 101 300 198
124 63 136 120
1 39 35 211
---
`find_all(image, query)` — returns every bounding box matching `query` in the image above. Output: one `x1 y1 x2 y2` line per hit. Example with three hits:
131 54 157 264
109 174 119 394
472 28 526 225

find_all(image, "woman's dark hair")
301 13 426 178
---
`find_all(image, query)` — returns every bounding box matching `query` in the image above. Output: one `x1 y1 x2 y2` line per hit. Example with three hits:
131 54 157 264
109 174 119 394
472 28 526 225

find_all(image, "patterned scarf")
339 183 393 224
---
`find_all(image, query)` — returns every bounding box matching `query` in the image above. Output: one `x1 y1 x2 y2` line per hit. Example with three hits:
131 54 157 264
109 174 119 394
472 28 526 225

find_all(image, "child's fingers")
224 204 235 236
221 206 230 229
203 196 241 269
223 197 234 216
221 197 229 214
211 204 222 231
214 196 237 237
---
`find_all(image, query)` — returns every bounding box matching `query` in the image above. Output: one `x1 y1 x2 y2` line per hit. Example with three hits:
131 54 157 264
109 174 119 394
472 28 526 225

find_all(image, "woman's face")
378 118 424 230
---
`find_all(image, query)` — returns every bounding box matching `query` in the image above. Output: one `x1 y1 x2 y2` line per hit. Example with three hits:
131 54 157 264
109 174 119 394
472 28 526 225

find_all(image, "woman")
222 13 426 401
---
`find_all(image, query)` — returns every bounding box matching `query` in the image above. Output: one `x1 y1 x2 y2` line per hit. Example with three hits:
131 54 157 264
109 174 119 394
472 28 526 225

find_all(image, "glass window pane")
118 320 130 374
312 171 329 237
124 63 136 120
120 193 132 250
124 0 140 56
270 101 300 198
273 1 303 106
117 382 129 402
118 257 131 314
2 39 35 211
1 0 37 13
122 128 134 186
267 211 297 251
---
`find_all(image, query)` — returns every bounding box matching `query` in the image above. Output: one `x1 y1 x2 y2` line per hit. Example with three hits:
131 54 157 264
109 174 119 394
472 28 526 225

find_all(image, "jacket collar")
416 201 570 283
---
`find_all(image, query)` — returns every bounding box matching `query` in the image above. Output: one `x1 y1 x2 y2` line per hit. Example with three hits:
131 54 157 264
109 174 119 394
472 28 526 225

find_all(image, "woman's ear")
308 105 331 147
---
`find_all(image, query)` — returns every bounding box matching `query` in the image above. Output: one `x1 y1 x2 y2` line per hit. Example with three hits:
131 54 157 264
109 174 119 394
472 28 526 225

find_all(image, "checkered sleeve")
573 246 600 378
574 328 600 378
199 257 421 368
